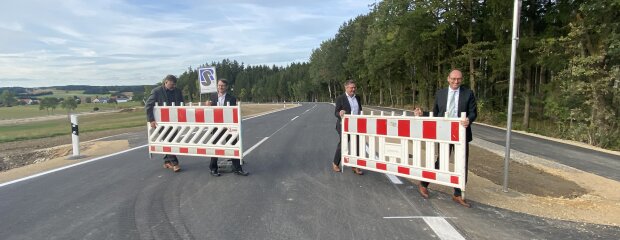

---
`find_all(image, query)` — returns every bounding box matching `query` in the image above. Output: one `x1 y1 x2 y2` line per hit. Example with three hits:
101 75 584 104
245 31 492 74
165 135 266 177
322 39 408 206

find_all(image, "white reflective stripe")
205 109 214 123
225 149 235 156
169 107 178 122
387 119 398 136
186 108 196 123
155 107 161 122
437 171 451 184
349 116 357 133
437 120 451 141
410 119 423 138
189 147 197 154
367 118 376 134
410 167 422 178
224 108 234 123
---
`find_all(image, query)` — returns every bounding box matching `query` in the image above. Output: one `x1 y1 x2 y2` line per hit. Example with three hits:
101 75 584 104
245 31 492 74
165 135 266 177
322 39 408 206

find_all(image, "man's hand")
205 100 212 106
461 117 470 128
150 121 157 129
413 107 423 117
339 110 346 117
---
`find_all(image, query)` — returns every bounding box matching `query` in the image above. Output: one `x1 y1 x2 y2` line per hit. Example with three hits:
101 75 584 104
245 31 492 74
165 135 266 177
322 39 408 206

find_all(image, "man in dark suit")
145 74 184 172
207 79 249 177
332 80 363 175
414 69 477 207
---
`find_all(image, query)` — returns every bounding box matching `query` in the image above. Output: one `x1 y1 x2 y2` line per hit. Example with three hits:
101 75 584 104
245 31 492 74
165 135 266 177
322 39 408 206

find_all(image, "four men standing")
146 70 476 208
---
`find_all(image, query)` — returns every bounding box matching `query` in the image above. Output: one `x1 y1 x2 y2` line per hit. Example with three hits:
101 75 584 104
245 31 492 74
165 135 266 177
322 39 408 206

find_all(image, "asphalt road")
367 106 620 181
0 103 617 239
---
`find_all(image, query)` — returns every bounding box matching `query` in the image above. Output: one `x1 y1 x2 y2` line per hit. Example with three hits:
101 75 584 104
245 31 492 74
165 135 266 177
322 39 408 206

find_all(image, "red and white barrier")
341 111 467 191
148 102 243 161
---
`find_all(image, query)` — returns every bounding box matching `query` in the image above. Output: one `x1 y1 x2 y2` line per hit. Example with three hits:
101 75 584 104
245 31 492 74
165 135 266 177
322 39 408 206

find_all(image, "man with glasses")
207 79 249 177
413 69 477 207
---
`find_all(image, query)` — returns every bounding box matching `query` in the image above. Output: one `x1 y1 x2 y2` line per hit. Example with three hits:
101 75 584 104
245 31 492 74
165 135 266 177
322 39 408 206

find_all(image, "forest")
170 0 619 150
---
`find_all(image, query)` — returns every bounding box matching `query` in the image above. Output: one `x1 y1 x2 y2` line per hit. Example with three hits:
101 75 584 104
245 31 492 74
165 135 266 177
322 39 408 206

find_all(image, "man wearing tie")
414 69 477 207
332 79 363 175
207 79 249 177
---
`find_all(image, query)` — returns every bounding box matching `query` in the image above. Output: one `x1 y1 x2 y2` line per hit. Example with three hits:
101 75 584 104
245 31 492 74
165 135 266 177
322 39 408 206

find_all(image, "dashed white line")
244 137 268 157
384 174 403 184
291 116 299 121
423 217 466 240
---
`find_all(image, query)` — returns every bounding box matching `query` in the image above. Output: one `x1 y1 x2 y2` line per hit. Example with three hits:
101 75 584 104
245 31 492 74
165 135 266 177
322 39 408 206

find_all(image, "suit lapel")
457 88 468 116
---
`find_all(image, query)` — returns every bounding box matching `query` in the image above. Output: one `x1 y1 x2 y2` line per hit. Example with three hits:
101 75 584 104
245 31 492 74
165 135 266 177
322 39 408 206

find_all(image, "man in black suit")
207 79 249 177
145 74 184 172
332 80 363 175
414 69 477 207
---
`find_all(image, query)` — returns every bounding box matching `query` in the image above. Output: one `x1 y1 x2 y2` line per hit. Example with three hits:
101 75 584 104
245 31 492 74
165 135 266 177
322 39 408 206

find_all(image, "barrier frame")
340 111 467 193
147 101 244 163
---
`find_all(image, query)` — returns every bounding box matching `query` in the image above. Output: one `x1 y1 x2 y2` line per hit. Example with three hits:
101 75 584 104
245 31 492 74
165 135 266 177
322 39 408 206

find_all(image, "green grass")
44 89 101 99
0 102 143 120
0 111 146 143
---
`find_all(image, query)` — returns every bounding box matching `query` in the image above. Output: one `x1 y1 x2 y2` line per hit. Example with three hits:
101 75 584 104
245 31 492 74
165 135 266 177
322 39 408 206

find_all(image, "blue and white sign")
198 67 217 93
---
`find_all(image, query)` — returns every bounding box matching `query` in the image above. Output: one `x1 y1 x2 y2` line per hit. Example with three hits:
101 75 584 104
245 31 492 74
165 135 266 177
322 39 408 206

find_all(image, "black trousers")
421 143 469 196
210 157 242 171
163 154 178 164
333 132 359 166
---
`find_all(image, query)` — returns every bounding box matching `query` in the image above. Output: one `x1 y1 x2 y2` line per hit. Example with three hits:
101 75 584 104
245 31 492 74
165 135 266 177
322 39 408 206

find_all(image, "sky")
0 0 375 88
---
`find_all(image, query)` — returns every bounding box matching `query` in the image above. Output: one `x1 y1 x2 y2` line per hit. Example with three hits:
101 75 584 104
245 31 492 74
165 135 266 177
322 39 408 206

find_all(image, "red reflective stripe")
215 149 225 156
214 109 224 123
377 119 387 135
422 171 436 180
376 163 387 170
344 118 349 132
163 146 171 152
398 166 410 175
451 176 459 184
451 122 459 141
195 108 205 122
180 147 188 153
357 159 366 166
177 108 187 122
150 146 155 151
234 150 239 157
233 108 239 123
398 119 410 137
197 148 206 155
357 118 367 133
422 121 436 139
160 108 170 122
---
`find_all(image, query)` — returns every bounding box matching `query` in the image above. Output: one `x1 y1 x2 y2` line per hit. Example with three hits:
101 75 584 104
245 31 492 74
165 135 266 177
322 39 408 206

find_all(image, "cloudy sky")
0 0 374 87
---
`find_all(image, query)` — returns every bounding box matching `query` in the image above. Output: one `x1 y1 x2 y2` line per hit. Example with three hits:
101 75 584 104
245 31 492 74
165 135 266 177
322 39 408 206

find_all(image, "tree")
39 97 59 115
0 90 17 107
61 97 78 114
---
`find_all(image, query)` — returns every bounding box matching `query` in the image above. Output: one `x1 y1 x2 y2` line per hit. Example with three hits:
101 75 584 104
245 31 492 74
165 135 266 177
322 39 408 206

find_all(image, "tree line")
170 0 618 150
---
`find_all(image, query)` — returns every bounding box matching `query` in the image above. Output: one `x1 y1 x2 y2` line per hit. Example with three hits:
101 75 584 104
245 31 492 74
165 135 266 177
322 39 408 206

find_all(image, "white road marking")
384 174 403 184
291 116 299 121
423 217 466 240
383 216 456 219
244 137 268 157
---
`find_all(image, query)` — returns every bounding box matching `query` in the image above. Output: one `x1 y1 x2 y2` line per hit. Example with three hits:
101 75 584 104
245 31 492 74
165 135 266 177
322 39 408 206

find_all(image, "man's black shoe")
210 170 221 177
233 170 249 176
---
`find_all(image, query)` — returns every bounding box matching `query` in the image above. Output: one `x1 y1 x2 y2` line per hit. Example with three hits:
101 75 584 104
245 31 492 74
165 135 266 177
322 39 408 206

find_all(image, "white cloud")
0 0 374 87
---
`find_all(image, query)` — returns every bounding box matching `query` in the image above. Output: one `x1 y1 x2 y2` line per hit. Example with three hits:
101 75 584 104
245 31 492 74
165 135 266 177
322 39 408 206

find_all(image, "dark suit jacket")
209 92 237 106
145 85 184 122
427 86 477 142
334 93 362 134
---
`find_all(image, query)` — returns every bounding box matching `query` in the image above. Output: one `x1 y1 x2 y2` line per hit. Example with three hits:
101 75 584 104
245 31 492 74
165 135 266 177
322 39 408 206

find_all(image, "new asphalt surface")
0 103 617 239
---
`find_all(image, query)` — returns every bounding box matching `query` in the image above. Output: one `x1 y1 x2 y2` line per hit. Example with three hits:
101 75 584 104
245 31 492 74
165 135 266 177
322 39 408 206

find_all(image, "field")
0 104 293 143
0 102 143 120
